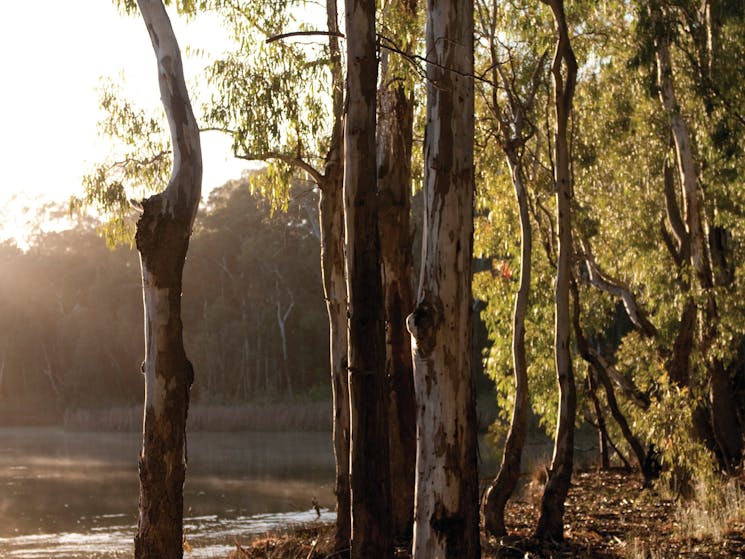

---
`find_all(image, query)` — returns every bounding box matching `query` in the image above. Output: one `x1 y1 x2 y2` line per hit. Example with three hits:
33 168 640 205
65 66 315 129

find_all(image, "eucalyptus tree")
534 0 577 542
645 0 743 472
129 1 202 556
407 0 479 556
343 0 393 556
474 0 547 538
376 0 418 541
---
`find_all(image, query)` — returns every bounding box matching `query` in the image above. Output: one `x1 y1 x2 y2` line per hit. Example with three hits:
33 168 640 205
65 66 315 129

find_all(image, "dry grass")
224 525 338 559
675 477 745 542
63 402 331 432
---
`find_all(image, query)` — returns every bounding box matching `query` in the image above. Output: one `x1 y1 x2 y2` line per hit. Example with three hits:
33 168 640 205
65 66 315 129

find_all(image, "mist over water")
0 428 336 558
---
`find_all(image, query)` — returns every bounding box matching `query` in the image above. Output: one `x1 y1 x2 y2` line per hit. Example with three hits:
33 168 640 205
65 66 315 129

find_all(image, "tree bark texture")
535 0 577 543
133 1 202 558
482 153 531 538
321 0 351 552
377 4 417 540
320 171 350 554
407 1 479 557
343 0 392 557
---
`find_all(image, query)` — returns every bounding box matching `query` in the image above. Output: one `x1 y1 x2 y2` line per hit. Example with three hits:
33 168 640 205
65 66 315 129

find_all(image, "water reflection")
0 428 336 558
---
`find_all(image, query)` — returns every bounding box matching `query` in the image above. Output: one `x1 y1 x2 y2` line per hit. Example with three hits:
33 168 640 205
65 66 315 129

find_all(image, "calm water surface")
0 428 336 558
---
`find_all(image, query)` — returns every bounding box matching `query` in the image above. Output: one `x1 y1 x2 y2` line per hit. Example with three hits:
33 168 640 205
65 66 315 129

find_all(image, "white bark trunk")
655 34 710 286
408 1 479 557
535 0 577 542
134 1 202 557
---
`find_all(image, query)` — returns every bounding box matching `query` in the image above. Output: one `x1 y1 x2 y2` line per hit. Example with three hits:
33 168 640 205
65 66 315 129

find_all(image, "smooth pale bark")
654 10 743 470
343 1 392 557
535 0 577 543
133 1 202 557
319 0 351 551
407 1 479 557
655 30 711 288
482 153 531 538
376 3 417 539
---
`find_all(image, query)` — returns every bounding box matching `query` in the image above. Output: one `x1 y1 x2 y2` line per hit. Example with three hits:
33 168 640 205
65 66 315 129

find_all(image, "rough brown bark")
133 1 202 557
321 0 351 552
376 4 417 539
343 0 392 557
407 1 479 557
535 0 577 543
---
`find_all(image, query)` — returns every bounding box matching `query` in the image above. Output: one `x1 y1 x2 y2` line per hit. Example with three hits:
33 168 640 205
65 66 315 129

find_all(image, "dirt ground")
224 469 745 559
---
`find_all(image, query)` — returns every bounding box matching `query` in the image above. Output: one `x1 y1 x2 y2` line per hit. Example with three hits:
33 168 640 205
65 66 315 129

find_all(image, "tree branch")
578 239 658 339
266 30 346 44
234 151 324 186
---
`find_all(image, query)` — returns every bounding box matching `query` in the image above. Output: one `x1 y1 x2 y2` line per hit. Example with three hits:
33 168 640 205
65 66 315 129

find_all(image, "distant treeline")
0 180 330 421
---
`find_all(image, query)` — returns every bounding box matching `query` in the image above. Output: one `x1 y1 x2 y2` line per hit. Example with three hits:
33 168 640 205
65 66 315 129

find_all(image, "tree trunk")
655 29 711 289
535 0 577 543
654 5 743 469
587 368 610 470
343 1 392 557
407 1 479 556
376 5 417 540
319 171 350 554
133 2 202 557
482 153 531 538
318 0 351 552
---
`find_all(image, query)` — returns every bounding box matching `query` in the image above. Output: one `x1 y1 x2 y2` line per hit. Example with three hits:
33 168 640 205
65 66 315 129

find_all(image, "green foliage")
201 0 333 203
72 80 171 246
474 0 745 489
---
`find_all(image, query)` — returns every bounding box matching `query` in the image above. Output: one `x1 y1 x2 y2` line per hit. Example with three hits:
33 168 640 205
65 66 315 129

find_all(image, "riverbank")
220 470 745 559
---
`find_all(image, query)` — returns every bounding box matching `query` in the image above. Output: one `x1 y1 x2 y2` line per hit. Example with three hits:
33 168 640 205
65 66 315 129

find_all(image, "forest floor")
222 469 745 559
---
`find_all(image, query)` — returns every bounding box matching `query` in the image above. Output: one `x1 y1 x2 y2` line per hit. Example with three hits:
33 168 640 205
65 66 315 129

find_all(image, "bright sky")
0 1 250 245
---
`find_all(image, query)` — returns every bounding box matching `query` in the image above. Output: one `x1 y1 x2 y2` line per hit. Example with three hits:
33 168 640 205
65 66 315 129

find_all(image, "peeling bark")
377 5 417 539
343 0 392 557
133 1 202 557
408 1 479 557
535 0 577 543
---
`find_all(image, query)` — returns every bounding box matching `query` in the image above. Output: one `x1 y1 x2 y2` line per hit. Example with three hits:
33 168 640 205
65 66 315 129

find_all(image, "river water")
0 428 337 558
0 427 583 558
